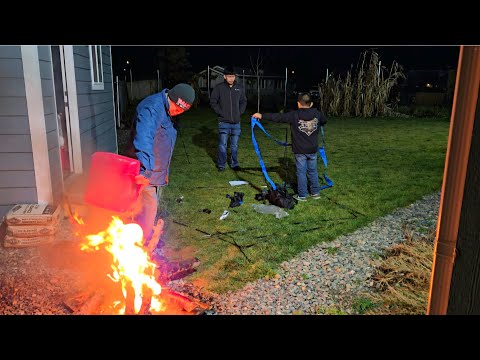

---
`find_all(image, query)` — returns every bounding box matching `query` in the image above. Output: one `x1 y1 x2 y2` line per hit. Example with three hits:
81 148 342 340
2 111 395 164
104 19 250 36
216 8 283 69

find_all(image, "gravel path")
0 192 440 315
171 191 440 315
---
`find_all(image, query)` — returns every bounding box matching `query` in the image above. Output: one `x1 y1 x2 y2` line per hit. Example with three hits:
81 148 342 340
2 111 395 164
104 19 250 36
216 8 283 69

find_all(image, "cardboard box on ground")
7 223 57 237
5 204 61 225
3 204 62 248
4 234 56 248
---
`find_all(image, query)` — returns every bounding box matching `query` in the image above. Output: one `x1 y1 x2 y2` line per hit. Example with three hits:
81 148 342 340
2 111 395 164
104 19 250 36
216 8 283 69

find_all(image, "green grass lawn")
119 106 450 294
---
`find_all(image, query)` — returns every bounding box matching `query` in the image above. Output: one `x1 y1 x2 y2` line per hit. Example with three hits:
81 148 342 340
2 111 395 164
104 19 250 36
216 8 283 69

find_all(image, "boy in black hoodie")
252 93 327 201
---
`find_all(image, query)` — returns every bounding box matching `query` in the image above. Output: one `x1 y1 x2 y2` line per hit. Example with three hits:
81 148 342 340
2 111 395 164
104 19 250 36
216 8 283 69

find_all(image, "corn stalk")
318 49 405 118
342 68 353 116
328 75 343 116
354 51 367 117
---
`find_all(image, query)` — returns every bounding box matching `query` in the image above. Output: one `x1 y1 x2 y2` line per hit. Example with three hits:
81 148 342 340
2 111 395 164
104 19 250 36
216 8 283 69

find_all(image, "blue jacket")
128 89 177 186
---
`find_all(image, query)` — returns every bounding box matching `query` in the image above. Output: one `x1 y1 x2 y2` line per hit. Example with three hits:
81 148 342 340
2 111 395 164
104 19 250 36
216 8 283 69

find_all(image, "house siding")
0 45 117 221
73 46 116 171
0 46 36 220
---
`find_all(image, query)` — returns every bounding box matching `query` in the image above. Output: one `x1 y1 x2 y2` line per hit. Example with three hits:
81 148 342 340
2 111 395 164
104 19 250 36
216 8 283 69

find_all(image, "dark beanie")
168 83 195 110
223 66 235 75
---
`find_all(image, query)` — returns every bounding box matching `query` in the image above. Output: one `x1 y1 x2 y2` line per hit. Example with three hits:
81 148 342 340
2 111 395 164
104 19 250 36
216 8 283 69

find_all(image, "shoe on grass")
310 193 321 200
293 194 307 202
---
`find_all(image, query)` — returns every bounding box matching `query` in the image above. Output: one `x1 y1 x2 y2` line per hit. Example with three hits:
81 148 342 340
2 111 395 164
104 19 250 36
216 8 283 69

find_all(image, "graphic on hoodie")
298 117 319 136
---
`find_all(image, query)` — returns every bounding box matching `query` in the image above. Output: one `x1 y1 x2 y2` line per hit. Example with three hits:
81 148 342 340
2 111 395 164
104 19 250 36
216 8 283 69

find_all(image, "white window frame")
89 45 104 90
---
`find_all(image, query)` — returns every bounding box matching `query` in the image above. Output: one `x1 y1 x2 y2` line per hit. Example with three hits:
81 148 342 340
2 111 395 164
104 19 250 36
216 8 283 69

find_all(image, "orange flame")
73 211 84 225
80 216 165 314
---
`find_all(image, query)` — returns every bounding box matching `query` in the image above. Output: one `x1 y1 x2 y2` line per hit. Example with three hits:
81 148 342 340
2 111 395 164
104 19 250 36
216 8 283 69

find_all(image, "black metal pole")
284 127 289 188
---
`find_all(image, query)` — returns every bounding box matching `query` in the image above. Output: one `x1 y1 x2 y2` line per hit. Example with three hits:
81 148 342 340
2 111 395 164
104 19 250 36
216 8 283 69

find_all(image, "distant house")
196 65 293 98
0 45 117 220
399 69 456 106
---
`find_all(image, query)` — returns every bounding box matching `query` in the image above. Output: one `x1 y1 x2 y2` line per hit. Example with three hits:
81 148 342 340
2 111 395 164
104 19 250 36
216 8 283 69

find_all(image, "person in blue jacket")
126 83 195 250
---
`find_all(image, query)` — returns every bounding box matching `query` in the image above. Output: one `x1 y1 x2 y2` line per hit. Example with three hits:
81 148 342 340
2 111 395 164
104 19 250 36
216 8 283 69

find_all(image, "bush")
198 93 210 106
396 105 450 119
122 99 142 129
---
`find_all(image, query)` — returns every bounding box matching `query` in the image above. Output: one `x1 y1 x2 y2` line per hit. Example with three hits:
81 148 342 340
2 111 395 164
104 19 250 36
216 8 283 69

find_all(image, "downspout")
427 46 480 314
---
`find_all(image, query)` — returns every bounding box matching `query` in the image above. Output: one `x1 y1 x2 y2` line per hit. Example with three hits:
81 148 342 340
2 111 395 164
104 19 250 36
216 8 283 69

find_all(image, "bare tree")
155 47 193 89
250 49 264 112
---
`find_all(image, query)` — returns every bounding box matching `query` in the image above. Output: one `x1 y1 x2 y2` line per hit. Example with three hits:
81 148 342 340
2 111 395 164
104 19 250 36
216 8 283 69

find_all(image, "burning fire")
77 216 165 314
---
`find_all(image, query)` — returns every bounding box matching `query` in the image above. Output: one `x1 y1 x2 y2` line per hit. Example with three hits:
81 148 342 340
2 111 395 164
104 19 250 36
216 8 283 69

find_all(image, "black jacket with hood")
262 108 327 154
210 80 247 124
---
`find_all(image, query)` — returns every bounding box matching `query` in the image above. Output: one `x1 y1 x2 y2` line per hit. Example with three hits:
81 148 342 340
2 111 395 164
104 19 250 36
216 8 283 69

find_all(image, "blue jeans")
133 185 160 244
295 153 320 198
218 122 241 169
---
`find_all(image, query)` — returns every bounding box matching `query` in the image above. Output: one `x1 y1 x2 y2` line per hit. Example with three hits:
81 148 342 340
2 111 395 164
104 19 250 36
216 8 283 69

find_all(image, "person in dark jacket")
126 83 195 249
252 92 328 202
210 66 247 171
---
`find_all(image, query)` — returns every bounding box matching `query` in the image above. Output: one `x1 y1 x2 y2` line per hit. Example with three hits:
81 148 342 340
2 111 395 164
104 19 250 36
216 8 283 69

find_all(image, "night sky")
111 46 460 90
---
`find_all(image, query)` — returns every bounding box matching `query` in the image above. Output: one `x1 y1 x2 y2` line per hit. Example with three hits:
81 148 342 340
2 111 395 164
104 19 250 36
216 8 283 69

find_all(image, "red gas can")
84 152 141 213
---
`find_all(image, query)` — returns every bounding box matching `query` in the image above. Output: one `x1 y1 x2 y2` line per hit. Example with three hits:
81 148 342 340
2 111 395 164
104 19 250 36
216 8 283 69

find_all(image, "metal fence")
113 77 128 128
114 78 162 128
127 79 161 101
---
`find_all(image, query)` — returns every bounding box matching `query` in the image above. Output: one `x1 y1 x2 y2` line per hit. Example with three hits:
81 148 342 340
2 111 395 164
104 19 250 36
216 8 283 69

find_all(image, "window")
89 45 104 90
